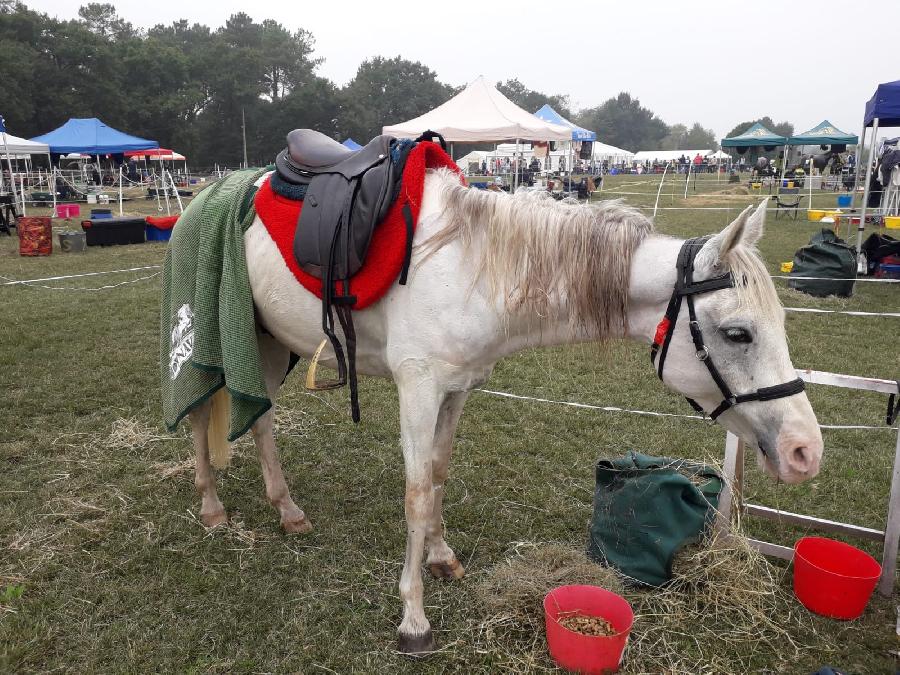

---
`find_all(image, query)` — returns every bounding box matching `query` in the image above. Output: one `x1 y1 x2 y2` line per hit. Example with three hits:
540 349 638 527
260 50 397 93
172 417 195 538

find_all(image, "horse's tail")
207 388 231 469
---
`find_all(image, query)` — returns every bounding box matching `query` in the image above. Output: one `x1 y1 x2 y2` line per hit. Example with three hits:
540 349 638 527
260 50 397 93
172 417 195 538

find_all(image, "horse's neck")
624 235 679 344
499 234 678 350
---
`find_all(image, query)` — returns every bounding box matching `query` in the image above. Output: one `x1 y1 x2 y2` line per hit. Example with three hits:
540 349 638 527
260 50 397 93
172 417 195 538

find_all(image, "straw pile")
471 529 823 673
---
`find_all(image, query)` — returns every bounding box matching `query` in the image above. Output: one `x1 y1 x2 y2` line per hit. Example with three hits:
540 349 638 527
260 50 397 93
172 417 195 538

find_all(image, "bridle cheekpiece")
650 236 805 422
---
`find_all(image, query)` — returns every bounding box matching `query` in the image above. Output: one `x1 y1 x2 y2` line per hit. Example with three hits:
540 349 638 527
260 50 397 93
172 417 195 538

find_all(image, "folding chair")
774 188 805 220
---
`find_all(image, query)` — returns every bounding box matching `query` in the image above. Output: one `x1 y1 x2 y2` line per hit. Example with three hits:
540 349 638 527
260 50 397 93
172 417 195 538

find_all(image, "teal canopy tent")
788 120 858 146
720 122 787 147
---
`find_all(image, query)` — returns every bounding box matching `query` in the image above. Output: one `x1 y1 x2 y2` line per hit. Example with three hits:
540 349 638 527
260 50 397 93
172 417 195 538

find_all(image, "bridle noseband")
650 237 805 423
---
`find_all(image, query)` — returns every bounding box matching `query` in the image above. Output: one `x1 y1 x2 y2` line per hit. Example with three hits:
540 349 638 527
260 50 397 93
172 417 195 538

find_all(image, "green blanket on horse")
160 168 271 441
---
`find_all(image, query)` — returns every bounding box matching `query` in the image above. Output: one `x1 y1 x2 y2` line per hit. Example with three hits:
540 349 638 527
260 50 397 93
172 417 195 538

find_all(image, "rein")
650 237 806 426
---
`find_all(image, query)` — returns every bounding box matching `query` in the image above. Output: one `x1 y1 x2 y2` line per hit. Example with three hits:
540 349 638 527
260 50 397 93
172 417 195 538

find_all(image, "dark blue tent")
533 104 596 141
31 118 158 154
864 80 900 127
342 138 363 150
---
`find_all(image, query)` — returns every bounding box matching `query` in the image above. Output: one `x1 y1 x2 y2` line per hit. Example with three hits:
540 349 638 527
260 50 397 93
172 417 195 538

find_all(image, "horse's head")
647 201 822 483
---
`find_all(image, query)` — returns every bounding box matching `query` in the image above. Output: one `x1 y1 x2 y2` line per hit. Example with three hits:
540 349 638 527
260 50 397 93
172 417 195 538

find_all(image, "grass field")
1 173 898 673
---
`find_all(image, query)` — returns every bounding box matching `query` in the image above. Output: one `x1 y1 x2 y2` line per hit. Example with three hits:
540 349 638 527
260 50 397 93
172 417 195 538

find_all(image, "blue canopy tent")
31 118 158 154
32 118 158 216
341 138 363 150
533 104 596 173
855 80 900 262
533 104 596 141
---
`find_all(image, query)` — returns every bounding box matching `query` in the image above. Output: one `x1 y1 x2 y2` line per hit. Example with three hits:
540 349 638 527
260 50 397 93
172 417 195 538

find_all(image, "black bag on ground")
861 232 900 275
788 228 856 297
587 452 723 587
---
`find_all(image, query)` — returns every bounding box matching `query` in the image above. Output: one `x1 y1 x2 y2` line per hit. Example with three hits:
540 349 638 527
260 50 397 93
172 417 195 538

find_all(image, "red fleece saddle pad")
254 141 460 310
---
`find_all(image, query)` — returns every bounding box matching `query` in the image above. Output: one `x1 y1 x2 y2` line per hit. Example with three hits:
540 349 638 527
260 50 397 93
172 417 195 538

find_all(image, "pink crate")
54 203 80 219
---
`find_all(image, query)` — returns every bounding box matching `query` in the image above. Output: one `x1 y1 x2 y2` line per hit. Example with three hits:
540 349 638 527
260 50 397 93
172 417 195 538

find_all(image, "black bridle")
650 236 806 422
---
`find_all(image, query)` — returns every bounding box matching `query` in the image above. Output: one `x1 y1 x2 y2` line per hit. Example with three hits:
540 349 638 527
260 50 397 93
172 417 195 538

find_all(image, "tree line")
0 2 792 167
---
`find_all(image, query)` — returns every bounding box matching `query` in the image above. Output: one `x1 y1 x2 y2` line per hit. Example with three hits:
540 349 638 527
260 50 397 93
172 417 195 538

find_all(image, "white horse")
187 169 823 653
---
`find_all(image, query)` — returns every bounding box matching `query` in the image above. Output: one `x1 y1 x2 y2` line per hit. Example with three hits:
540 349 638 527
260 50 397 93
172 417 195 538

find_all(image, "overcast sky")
29 0 900 140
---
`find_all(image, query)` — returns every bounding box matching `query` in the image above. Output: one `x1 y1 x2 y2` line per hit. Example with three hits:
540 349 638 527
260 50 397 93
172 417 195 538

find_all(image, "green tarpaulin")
587 452 723 587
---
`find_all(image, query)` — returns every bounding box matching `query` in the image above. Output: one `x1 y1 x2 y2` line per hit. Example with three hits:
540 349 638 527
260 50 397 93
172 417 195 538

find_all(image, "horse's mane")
422 169 655 340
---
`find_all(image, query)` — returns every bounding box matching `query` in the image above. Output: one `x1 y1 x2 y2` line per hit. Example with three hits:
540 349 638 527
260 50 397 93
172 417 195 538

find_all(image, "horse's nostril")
791 446 811 471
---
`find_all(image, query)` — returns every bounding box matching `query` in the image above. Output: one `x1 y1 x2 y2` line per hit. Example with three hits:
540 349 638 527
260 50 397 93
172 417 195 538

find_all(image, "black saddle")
276 129 405 280
273 128 445 423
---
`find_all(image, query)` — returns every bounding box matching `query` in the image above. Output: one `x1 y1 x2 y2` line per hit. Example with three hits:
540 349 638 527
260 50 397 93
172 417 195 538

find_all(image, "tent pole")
855 118 878 271
118 165 123 217
51 167 57 213
513 138 520 191
851 124 867 197
167 170 184 213
778 143 788 190
1 132 19 210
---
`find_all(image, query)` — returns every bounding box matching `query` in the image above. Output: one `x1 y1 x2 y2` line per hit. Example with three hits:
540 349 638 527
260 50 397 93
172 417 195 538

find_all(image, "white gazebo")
384 76 570 188
1 132 51 208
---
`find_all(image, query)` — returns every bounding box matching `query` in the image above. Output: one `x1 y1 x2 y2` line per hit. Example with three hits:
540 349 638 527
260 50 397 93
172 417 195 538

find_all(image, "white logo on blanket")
170 304 195 380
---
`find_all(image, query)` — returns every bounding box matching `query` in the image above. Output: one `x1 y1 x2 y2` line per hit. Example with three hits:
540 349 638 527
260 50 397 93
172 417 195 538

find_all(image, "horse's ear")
704 199 767 263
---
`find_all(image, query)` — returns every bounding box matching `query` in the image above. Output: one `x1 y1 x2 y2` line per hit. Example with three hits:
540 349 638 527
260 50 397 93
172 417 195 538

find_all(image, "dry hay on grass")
103 417 175 452
471 529 821 673
471 542 622 671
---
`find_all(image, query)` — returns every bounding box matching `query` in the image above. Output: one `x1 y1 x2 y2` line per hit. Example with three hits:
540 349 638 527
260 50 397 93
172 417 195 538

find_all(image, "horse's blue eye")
723 328 753 343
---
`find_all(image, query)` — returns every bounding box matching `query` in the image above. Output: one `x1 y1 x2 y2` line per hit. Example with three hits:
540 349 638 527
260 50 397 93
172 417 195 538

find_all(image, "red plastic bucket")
793 537 881 619
544 585 633 674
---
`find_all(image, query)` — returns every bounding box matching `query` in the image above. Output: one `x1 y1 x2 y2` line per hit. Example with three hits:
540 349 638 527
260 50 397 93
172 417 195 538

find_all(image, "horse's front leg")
426 391 468 581
395 361 442 654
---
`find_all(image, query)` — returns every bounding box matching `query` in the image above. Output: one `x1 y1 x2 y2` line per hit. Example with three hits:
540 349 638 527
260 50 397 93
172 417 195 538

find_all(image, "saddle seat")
283 129 356 170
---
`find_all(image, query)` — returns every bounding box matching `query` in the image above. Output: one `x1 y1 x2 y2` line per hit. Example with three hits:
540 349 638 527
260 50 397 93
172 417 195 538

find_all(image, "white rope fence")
475 388 898 432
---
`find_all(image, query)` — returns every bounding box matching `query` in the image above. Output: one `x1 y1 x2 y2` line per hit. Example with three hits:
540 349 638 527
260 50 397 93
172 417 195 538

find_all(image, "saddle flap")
292 155 397 282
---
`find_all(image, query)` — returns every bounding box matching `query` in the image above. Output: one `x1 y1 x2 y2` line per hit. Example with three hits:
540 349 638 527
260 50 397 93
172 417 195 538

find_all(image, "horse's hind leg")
425 391 468 581
189 401 228 527
252 333 312 534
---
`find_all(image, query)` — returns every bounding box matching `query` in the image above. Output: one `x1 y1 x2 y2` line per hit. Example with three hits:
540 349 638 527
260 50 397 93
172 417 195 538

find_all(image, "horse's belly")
244 220 392 377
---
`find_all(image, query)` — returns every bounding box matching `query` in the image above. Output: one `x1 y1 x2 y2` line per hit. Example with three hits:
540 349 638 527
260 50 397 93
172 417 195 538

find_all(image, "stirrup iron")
305 339 345 391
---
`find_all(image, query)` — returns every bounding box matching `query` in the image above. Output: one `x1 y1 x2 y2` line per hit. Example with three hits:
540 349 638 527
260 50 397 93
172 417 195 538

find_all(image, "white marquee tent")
383 76 570 143
591 141 634 161
632 149 713 163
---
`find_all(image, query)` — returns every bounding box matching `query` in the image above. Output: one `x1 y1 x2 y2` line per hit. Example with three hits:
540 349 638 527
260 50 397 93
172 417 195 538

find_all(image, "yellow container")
886 216 900 229
787 181 794 189
781 262 794 273
808 209 826 222
750 182 762 190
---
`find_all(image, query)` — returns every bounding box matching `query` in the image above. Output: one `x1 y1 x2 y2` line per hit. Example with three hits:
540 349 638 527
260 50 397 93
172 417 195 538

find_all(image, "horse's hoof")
201 509 228 528
282 515 313 534
429 559 465 580
397 629 435 655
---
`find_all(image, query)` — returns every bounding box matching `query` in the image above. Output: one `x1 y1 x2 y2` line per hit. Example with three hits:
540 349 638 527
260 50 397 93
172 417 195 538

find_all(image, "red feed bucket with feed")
793 537 881 619
544 585 633 674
